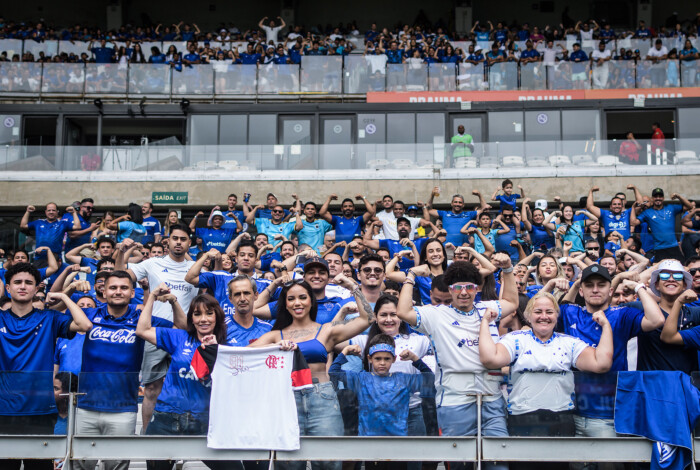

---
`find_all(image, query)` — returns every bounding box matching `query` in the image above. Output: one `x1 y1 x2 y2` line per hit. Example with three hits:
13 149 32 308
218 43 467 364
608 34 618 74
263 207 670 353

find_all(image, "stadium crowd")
2 182 700 470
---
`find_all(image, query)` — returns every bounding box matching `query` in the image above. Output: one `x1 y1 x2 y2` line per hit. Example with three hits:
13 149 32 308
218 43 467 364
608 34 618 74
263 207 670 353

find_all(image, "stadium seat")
526 156 550 167
218 160 240 170
391 158 416 169
367 159 390 169
571 154 595 165
675 150 698 164
454 158 477 168
501 155 525 166
548 155 572 165
596 155 620 166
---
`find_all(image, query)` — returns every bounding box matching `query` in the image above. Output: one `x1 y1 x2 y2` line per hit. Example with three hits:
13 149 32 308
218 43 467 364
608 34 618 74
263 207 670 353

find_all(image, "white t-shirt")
196 345 303 450
498 330 588 415
579 29 594 41
647 46 669 58
542 47 557 66
351 333 431 407
129 255 196 321
592 49 611 70
413 301 503 406
378 211 421 240
262 25 283 44
325 283 352 299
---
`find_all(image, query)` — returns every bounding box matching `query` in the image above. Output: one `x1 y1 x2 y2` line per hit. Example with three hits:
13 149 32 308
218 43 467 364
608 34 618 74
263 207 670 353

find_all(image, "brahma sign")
366 88 700 103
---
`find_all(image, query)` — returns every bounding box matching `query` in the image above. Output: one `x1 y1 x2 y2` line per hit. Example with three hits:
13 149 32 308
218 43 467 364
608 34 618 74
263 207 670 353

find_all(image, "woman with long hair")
250 276 371 470
386 238 447 305
162 209 181 237
136 287 229 470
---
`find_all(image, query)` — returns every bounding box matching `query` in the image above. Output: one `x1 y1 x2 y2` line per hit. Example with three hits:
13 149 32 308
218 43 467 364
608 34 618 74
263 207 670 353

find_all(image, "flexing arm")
245 205 262 225
46 292 92 333
660 290 699 344
586 186 602 218
20 205 35 230
478 309 511 368
574 311 613 372
318 194 336 223
65 243 93 265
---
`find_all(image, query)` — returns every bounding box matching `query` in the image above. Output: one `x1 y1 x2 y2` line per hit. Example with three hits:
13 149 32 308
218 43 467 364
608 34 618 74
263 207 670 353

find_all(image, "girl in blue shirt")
330 334 433 440
108 203 147 243
545 206 597 253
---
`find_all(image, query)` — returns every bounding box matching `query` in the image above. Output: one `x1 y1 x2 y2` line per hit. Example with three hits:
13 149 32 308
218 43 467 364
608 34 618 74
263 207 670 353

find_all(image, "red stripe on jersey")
291 368 313 390
191 349 211 380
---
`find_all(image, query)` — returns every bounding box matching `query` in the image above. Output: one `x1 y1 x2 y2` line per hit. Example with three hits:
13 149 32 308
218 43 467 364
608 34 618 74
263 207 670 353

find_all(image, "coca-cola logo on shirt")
88 326 136 344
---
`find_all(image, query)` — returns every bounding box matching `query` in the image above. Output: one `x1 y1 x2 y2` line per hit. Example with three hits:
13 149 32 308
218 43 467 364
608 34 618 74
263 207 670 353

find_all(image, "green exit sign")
152 192 188 204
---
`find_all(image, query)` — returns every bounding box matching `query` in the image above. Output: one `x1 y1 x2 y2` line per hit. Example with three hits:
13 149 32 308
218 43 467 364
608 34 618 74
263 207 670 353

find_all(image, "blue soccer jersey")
331 215 365 244
437 210 477 246
195 228 237 253
28 218 74 254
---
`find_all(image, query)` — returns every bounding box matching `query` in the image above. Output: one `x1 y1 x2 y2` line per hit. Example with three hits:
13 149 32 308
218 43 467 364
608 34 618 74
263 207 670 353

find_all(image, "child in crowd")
492 179 525 211
330 334 433 445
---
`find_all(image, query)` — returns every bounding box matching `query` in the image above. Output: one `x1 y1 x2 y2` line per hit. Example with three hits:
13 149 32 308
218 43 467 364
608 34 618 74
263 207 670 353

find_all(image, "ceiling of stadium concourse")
4 0 697 31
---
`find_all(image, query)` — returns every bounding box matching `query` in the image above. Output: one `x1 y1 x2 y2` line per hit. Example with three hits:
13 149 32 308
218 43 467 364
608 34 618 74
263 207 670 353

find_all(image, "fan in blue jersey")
75 272 184 470
54 296 97 377
490 179 524 212
20 202 80 263
586 185 644 242
292 201 333 255
425 187 490 247
64 198 99 253
385 238 448 306
632 188 693 262
247 204 294 247
0 263 92 470
213 194 249 232
135 287 232 470
557 264 664 442
191 210 238 253
319 193 376 244
65 236 117 285
141 202 163 244
363 218 421 272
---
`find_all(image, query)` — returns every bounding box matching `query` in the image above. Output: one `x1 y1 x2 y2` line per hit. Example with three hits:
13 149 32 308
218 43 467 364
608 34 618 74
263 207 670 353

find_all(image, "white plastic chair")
548 155 572 165
596 155 620 166
501 155 525 166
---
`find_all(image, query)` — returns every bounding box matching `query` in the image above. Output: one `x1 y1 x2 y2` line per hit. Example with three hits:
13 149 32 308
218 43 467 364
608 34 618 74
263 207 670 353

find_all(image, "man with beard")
191 210 239 253
363 217 421 271
424 188 490 247
115 224 197 431
64 198 100 253
558 265 663 442
319 193 376 244
246 204 293 246
586 185 643 241
74 271 182 470
21 202 81 266
631 188 693 261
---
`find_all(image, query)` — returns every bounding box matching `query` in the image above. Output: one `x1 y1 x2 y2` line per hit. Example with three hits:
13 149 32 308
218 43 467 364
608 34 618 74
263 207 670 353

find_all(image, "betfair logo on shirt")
457 338 478 348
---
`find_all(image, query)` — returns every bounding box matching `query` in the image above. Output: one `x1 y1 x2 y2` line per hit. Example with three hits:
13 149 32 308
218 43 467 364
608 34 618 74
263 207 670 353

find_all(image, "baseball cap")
580 264 612 283
303 256 329 273
266 192 277 199
650 259 692 297
651 188 664 197
396 216 411 227
535 199 548 210
407 205 418 211
211 210 224 219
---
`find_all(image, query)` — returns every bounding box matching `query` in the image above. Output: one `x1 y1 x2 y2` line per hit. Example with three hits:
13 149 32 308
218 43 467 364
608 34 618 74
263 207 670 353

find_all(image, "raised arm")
574 311 613 372
356 194 376 222
258 17 267 29
621 279 664 331
65 243 93 264
327 274 372 344
473 189 490 210
42 248 59 278
492 253 519 317
671 192 693 211
185 249 218 287
586 186 602 218
245 205 263 225
20 205 35 230
46 292 92 333
318 194 336 223
660 290 699 345
478 309 512 368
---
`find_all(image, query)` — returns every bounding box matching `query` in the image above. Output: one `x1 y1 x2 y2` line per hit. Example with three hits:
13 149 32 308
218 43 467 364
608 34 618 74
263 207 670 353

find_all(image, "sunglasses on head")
283 279 304 288
448 283 478 293
659 272 685 281
361 267 384 275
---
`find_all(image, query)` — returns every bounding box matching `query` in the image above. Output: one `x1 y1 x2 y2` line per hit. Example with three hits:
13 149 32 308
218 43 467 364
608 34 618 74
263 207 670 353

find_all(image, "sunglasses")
283 279 304 288
272 209 285 214
81 206 94 211
689 268 700 276
658 272 685 281
448 283 478 293
361 267 384 275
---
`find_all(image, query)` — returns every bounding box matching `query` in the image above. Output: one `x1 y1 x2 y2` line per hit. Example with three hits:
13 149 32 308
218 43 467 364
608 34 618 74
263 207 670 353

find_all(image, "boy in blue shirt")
491 179 524 212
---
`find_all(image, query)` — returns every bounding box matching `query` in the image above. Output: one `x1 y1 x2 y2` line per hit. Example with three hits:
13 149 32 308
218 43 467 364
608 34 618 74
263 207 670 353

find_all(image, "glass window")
562 110 600 157
678 108 700 139
189 115 218 145
219 115 247 145
248 115 277 145
387 114 416 163
488 111 524 157
417 113 445 143
357 114 386 168
0 114 20 146
525 111 560 157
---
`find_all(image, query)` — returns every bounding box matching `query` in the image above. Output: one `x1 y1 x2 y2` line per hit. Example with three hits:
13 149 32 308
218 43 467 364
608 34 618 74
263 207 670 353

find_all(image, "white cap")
211 210 225 219
535 199 548 210
650 260 692 297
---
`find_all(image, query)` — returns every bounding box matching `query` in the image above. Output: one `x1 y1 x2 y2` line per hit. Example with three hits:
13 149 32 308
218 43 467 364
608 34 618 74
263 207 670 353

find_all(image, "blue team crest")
93 317 102 323
656 442 677 464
